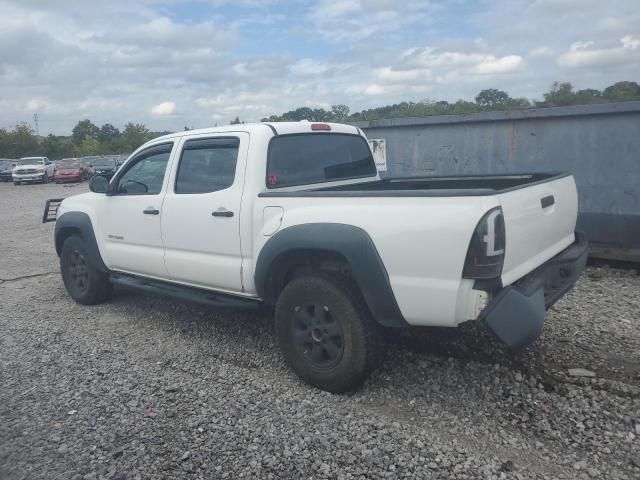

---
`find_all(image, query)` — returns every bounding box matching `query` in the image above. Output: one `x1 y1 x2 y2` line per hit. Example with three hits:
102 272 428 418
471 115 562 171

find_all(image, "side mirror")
89 175 110 194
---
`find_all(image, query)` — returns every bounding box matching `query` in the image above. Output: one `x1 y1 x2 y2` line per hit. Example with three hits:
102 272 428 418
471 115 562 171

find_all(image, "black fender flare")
254 223 407 327
55 212 109 272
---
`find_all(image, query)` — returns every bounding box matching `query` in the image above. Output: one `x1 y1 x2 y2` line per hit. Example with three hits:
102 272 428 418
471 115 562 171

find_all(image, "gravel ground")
0 181 639 480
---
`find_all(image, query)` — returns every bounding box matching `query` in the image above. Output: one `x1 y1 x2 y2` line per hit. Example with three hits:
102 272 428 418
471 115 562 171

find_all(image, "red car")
54 159 89 183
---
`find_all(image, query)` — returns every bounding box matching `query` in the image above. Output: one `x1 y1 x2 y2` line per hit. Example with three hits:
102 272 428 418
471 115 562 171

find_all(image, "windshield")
94 159 116 168
59 160 80 168
266 133 377 188
17 158 44 166
0 161 14 170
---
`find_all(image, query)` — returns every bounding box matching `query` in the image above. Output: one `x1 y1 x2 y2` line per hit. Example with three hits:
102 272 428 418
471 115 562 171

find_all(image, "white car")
13 156 55 185
44 122 588 392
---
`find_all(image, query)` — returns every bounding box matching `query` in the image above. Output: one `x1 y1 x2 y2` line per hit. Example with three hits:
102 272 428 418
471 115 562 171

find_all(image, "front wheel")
13 181 20 186
275 273 383 393
60 235 112 305
42 173 48 184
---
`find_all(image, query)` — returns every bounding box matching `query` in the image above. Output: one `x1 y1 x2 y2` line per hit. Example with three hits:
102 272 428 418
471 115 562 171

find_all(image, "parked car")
0 160 15 182
13 157 55 185
54 159 90 183
91 158 118 179
44 122 587 392
80 159 95 178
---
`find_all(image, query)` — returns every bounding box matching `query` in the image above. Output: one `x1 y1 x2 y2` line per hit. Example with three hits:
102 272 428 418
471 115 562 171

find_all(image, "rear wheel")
275 273 383 393
60 235 112 305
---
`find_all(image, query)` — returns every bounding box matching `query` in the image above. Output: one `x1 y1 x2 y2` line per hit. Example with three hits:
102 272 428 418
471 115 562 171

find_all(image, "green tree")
603 81 640 101
1 122 42 158
98 123 120 143
230 117 242 125
118 123 151 152
78 137 101 156
475 89 511 110
329 104 350 122
72 119 100 143
541 82 577 106
42 134 76 160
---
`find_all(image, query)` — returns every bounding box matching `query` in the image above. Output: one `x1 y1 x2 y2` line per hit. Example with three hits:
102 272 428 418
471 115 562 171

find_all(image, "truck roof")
148 122 361 144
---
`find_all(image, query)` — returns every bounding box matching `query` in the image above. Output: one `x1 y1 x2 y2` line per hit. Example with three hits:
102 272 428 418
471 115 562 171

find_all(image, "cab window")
175 137 240 194
114 144 172 195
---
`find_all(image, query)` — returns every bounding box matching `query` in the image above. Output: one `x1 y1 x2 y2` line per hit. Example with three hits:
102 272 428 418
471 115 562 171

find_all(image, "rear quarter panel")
251 195 499 326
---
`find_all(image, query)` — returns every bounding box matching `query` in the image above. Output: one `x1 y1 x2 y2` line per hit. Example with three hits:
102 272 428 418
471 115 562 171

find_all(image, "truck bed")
259 173 568 197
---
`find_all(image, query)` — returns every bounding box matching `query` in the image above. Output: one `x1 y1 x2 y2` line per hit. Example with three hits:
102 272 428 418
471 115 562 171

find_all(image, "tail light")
311 123 331 131
463 207 505 279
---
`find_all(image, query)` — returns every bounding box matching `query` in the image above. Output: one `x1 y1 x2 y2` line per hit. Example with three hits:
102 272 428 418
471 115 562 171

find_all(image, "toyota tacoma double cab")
44 122 587 392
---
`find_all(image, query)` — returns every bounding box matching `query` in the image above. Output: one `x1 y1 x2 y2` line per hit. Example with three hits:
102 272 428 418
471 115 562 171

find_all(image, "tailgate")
498 174 578 286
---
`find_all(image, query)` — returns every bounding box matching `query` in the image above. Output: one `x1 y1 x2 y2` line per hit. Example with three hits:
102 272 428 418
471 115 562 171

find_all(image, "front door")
99 142 174 279
161 133 248 293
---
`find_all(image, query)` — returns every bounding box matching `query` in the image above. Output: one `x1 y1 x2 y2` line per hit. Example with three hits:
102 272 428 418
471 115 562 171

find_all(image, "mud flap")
482 279 545 350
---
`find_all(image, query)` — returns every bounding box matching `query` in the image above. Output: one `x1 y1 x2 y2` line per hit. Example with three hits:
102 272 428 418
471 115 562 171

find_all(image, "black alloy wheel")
67 249 90 295
291 303 344 369
60 235 112 305
275 273 383 392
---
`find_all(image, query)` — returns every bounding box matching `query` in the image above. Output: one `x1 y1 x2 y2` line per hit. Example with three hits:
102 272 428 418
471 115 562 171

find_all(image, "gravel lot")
1 181 639 480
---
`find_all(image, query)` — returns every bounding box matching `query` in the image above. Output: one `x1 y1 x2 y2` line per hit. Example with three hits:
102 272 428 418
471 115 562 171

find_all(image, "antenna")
33 113 39 136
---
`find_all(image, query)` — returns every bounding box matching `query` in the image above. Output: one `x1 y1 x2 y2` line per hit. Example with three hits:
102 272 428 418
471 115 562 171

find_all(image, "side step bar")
110 273 261 311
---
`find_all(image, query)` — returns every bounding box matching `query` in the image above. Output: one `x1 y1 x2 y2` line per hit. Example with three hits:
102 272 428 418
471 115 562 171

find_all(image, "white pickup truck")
44 122 587 392
14 156 55 185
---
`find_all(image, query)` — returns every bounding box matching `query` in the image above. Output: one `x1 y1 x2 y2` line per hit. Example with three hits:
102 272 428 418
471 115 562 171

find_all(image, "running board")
110 273 261 311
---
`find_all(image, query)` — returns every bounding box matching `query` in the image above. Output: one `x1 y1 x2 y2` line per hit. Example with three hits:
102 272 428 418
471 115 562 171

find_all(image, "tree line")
1 80 638 160
0 120 170 161
262 80 640 122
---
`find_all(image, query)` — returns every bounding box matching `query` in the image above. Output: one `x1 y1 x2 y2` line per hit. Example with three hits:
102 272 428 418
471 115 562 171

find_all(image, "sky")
0 0 639 135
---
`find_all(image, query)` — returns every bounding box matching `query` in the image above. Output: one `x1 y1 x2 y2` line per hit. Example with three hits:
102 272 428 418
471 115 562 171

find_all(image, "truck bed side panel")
252 196 498 327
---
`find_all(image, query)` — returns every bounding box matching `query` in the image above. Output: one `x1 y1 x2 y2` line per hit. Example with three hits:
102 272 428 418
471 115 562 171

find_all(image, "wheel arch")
55 212 109 272
255 223 407 327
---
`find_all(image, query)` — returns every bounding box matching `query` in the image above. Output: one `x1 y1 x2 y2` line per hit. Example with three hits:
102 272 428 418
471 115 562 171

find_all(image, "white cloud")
290 59 330 76
557 35 640 68
306 0 437 42
528 46 553 57
402 48 523 75
0 0 639 135
151 101 176 116
473 55 523 74
374 67 431 83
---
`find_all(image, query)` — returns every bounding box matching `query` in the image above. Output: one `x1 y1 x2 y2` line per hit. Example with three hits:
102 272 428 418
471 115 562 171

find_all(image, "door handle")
540 195 555 208
143 208 160 215
212 209 234 218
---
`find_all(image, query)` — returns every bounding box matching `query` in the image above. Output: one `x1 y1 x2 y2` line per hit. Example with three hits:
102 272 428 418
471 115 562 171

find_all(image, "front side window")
115 145 172 195
266 133 377 188
175 137 240 194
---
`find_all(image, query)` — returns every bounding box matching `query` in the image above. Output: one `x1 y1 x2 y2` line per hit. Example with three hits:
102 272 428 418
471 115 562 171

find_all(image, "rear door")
161 132 249 293
498 174 578 286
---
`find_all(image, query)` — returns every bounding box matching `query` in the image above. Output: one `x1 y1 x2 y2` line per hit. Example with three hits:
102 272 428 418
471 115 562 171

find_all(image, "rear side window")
266 133 377 188
175 137 240 194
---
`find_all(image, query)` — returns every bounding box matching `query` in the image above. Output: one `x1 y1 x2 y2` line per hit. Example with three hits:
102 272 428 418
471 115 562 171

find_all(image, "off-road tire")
60 235 112 305
275 273 383 393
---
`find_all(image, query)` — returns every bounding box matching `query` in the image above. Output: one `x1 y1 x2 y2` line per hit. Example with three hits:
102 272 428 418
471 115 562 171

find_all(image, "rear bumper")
481 231 588 349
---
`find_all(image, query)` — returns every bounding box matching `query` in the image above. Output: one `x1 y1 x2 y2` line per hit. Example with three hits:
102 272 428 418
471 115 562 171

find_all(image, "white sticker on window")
368 138 387 172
